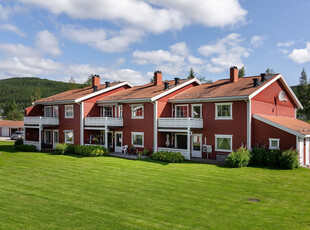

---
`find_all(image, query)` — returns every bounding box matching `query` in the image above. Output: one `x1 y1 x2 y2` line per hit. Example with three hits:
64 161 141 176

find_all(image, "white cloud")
61 25 144 53
170 42 188 56
188 55 203 65
133 49 185 65
288 42 310 64
0 4 25 20
251 35 265 47
279 49 289 55
19 0 246 31
0 24 26 37
277 41 295 47
35 30 61 56
199 33 249 73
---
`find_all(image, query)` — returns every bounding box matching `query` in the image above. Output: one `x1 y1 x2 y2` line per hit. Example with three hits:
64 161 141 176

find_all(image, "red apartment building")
24 67 310 166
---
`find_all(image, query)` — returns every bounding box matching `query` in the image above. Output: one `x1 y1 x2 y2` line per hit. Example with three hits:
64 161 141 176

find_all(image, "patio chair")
122 145 128 154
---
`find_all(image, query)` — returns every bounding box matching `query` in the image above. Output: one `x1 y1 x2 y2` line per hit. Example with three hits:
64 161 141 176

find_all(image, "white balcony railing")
158 147 188 159
158 118 203 128
24 140 41 150
24 116 59 126
85 117 123 127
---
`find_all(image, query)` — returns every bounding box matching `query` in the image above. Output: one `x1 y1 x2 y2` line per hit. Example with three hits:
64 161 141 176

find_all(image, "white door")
53 130 59 149
115 132 123 153
192 134 202 158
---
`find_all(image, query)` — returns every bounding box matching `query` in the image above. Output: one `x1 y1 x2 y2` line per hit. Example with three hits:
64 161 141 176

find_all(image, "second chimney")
92 75 100 88
154 71 162 86
230 66 238 83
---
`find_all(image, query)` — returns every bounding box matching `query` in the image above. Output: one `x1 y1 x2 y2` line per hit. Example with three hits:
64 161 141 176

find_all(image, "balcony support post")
38 125 42 151
187 117 191 160
104 117 108 149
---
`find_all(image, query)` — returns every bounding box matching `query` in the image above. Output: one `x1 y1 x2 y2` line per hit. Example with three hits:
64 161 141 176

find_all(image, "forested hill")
0 77 82 110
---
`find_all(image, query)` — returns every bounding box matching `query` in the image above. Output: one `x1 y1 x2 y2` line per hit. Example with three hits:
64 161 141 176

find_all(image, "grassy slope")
0 141 309 230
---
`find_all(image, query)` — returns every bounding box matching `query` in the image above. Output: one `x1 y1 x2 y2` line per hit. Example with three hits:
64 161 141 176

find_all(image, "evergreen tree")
188 67 195 79
69 77 78 90
83 75 93 87
265 68 275 75
297 68 309 120
238 66 245 78
3 100 23 120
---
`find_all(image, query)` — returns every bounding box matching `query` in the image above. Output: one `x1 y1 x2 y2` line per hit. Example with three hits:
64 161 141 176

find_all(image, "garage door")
2 127 9 137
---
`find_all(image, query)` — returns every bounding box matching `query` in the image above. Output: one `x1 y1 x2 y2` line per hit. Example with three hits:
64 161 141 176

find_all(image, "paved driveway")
0 137 12 141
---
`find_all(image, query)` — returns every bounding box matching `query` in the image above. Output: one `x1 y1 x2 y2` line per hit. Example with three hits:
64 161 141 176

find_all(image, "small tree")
3 100 23 120
238 66 245 78
265 68 275 75
68 77 78 90
297 68 309 120
188 67 195 79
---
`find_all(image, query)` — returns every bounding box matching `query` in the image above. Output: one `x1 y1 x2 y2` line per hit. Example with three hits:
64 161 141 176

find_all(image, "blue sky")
0 0 310 86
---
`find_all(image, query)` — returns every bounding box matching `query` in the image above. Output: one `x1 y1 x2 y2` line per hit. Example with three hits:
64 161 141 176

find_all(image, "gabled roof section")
0 120 23 128
253 114 310 138
169 74 279 102
97 78 201 103
34 81 133 105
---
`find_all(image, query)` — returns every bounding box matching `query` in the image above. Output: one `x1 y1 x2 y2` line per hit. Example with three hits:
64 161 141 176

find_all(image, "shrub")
266 149 282 168
279 149 299 169
250 146 268 166
151 151 185 163
55 143 67 155
226 147 250 168
15 144 37 152
75 145 108 157
14 138 23 147
65 144 75 154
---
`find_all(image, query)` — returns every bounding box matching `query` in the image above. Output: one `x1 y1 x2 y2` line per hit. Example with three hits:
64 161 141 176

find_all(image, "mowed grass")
0 142 309 230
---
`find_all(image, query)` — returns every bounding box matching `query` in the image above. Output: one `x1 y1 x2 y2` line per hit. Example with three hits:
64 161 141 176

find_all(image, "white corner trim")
247 99 251 150
150 78 201 102
253 114 305 138
153 101 158 153
80 102 84 145
75 81 133 103
249 74 303 109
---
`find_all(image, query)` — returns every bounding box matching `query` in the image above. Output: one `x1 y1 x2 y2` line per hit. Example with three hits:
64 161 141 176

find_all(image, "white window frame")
269 138 280 150
191 104 202 118
64 130 74 144
131 104 144 119
65 105 74 118
44 106 52 117
44 129 52 144
103 106 113 117
131 132 144 147
115 105 123 118
215 103 233 120
175 104 189 118
215 134 233 152
53 106 59 117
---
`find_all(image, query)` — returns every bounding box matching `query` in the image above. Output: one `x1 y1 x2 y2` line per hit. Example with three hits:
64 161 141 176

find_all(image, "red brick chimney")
154 71 162 86
230 66 238 83
92 75 100 88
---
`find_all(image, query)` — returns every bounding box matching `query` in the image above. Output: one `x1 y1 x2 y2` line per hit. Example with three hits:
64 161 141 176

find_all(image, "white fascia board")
158 128 188 132
97 98 152 104
75 82 132 103
253 114 305 138
150 78 201 102
249 74 303 109
34 100 75 106
169 96 248 103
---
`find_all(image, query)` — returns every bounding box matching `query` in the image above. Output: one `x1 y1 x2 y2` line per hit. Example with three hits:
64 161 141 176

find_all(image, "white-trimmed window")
215 103 232 119
44 106 52 117
131 104 144 119
64 130 74 144
215 135 232 152
269 138 280 150
53 106 59 117
65 105 74 118
191 104 202 118
132 132 144 147
175 104 188 118
104 106 113 117
115 105 123 118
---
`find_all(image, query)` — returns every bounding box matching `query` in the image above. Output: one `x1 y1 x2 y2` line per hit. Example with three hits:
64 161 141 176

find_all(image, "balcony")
158 118 203 129
24 116 59 126
85 117 123 127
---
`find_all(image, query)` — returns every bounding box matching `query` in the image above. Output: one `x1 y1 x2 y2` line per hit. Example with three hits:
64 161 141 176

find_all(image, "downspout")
153 101 158 153
187 117 191 160
246 98 251 150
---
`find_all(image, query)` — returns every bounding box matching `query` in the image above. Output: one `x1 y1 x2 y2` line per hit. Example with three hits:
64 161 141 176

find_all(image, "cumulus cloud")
277 41 295 47
198 33 249 73
251 35 265 47
18 0 247 52
170 42 189 56
0 4 25 20
35 30 61 56
0 24 26 37
288 42 310 64
61 25 144 53
0 42 147 85
133 49 185 65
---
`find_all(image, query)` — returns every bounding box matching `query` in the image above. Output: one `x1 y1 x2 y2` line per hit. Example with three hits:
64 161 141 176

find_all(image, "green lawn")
0 141 309 230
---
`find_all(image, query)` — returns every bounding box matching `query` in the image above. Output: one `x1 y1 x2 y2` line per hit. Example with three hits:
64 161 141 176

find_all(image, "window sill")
131 117 144 119
215 117 233 120
215 149 232 152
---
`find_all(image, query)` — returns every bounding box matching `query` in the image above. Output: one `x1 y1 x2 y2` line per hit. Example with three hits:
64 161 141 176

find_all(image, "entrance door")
53 130 59 149
115 132 123 153
192 134 202 158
